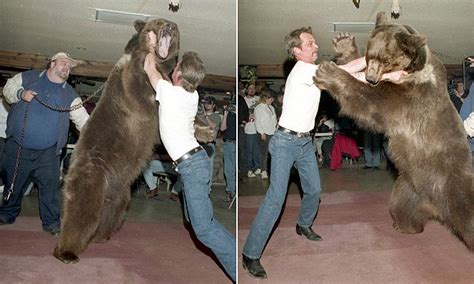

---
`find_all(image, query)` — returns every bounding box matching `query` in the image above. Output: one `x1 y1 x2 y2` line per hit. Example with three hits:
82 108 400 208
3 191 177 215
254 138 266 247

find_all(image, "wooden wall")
0 51 235 91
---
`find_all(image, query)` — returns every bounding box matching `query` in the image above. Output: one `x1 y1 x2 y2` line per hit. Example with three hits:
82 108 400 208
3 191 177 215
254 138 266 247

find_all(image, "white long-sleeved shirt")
464 112 474 137
2 72 89 131
254 103 277 135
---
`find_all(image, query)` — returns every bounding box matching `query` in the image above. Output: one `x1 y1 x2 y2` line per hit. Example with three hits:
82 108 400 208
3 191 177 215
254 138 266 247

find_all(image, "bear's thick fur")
314 12 474 251
53 19 180 263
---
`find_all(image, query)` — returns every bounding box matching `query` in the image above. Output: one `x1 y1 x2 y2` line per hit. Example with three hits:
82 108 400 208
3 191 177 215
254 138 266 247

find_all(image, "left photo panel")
0 1 237 283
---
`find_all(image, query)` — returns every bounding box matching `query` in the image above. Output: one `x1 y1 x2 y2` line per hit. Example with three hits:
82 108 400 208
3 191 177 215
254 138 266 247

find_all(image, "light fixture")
169 0 181 12
93 8 152 25
330 22 375 33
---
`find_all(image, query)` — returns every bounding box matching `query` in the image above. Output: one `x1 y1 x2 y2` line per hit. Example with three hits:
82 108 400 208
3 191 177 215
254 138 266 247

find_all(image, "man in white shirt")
243 83 261 177
143 32 235 281
242 27 368 279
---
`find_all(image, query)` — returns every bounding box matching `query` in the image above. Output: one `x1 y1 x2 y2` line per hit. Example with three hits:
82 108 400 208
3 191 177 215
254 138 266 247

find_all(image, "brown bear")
53 19 180 263
314 12 474 251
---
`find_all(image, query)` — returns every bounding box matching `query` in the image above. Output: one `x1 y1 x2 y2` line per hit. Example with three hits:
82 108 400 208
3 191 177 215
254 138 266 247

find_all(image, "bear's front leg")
332 32 360 65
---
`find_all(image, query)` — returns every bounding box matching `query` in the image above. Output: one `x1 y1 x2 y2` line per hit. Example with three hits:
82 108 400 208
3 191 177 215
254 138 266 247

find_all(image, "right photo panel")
238 0 474 282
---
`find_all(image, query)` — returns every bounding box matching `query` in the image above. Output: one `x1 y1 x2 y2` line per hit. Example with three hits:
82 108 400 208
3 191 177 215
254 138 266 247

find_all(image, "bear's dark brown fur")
314 12 474 251
53 19 180 263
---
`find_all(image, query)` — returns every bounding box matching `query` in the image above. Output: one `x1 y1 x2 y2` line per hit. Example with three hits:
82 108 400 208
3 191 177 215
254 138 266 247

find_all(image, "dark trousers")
0 138 60 230
258 134 272 172
238 126 247 173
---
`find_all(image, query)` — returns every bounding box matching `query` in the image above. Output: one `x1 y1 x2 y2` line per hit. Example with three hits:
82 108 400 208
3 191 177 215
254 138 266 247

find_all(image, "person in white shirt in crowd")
243 83 261 177
254 88 277 179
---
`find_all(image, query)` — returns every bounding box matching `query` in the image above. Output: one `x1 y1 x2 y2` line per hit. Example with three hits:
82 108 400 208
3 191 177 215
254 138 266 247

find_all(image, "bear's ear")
134 20 146 33
375 12 388 27
395 32 427 53
395 32 428 72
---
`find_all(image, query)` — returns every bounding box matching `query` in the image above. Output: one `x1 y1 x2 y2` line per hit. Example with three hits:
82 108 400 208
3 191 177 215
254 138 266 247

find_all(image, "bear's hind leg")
92 184 131 243
54 192 104 263
390 175 432 234
54 171 106 263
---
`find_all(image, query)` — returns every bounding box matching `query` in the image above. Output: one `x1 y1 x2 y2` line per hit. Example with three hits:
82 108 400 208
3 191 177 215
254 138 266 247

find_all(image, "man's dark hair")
285 26 313 60
179 51 206 93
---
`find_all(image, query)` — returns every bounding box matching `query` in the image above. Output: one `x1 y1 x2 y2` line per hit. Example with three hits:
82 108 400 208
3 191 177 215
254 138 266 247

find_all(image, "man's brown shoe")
146 188 159 199
296 224 322 241
242 255 267 279
169 192 179 202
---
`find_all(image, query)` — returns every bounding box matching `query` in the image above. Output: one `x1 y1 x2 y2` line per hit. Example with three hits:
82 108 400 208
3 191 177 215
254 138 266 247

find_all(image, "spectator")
243 82 261 177
221 101 236 202
254 88 277 179
449 81 464 113
238 82 249 180
273 84 284 120
362 130 383 170
142 145 179 200
197 96 222 190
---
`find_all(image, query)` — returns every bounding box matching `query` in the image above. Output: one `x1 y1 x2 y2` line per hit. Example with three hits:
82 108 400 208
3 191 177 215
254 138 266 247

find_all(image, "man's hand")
147 31 157 52
21 90 37 102
144 52 157 74
261 133 266 141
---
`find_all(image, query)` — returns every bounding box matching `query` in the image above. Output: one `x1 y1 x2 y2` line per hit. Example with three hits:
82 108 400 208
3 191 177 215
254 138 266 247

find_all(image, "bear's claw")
54 248 80 264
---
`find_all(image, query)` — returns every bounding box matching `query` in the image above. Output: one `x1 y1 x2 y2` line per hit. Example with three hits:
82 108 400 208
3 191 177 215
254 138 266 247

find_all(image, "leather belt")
173 146 204 167
277 125 311 138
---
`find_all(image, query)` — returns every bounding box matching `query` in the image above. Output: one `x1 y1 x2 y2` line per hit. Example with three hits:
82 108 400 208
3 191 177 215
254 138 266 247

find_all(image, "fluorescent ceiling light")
330 22 375 33
94 8 152 25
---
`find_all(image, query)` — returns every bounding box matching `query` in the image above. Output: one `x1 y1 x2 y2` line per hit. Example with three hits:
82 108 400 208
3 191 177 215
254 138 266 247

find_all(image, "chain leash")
33 83 105 112
3 103 30 202
2 83 105 202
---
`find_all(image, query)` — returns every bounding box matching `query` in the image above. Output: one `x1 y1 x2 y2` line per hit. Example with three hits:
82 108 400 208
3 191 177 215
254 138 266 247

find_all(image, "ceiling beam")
0 51 235 91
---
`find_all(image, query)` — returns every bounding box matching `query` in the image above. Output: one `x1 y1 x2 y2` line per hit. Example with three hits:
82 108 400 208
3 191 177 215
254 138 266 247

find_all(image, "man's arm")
337 56 407 83
3 73 37 103
70 97 89 131
143 31 164 92
144 52 163 92
338 56 366 74
221 110 228 131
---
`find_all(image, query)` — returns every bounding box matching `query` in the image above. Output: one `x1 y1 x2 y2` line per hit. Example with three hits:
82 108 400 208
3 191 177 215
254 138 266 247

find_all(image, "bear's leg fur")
445 177 474 251
390 175 430 234
91 183 131 242
54 174 106 263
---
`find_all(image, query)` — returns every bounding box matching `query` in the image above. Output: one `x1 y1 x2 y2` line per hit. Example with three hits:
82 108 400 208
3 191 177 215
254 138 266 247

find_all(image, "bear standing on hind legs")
314 12 474 251
53 19 180 264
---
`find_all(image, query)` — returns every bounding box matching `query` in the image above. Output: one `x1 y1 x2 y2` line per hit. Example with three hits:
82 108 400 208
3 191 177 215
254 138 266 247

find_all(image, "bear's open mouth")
157 28 172 59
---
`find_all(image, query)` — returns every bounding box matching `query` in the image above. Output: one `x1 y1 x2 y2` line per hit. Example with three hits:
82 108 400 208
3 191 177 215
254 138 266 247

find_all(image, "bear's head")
125 18 180 80
365 12 427 85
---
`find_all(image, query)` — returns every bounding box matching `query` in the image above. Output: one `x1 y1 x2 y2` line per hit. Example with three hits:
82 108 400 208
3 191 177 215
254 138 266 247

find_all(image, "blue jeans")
223 141 236 194
245 133 260 172
0 138 60 231
243 130 322 259
143 160 176 190
177 150 236 281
